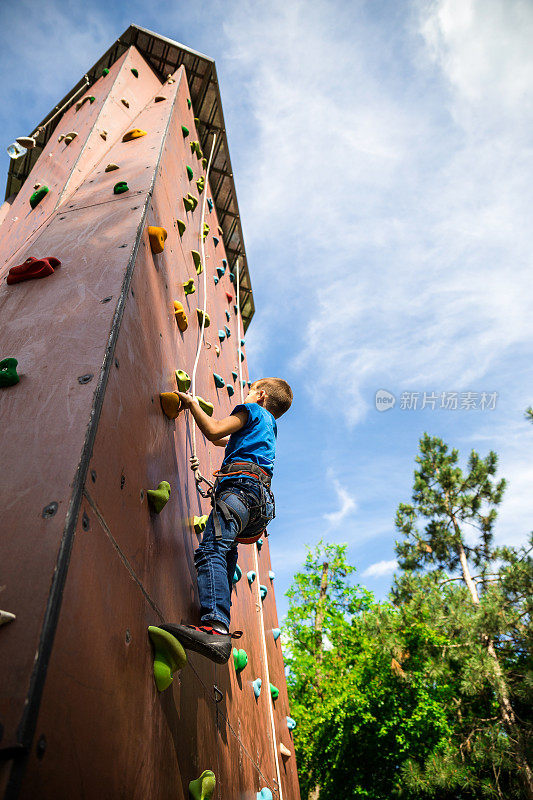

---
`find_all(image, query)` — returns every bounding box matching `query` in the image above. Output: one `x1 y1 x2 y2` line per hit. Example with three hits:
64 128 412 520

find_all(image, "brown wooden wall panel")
1 45 300 800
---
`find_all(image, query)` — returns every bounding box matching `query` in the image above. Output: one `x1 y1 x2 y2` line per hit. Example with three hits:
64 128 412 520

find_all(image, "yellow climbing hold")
196 309 210 328
147 481 171 513
121 98 130 108
193 515 209 534
183 193 198 212
148 226 167 254
175 369 191 391
63 132 78 145
183 278 195 295
177 219 186 236
173 301 188 332
148 626 187 692
189 770 216 800
197 397 214 416
160 392 181 419
105 163 119 172
280 743 292 758
191 250 203 275
196 176 205 194
99 131 107 140
122 129 147 142
154 95 166 102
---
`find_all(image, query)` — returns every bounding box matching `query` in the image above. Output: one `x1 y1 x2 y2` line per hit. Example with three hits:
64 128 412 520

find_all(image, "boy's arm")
212 436 230 448
176 392 247 442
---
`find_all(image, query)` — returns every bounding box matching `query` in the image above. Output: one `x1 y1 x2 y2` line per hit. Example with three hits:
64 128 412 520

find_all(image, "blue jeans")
194 476 275 629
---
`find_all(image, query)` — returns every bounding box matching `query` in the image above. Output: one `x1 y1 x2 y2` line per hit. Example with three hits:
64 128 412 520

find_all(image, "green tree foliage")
284 436 532 799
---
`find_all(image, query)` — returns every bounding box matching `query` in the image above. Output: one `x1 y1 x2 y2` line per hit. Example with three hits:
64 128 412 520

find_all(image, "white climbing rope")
189 133 217 489
235 269 284 799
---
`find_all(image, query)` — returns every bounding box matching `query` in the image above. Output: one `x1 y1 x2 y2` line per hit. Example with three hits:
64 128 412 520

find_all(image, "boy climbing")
160 377 293 664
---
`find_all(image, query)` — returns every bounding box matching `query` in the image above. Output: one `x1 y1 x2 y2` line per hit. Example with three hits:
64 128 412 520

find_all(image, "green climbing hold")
213 373 225 389
131 68 139 78
29 185 49 209
0 358 19 388
196 309 210 328
177 219 186 236
187 98 192 109
193 514 209 534
197 396 214 416
147 481 171 513
270 683 279 700
182 125 189 137
148 626 186 691
233 648 248 672
189 770 216 800
175 369 191 391
196 176 205 194
102 67 109 76
186 165 194 180
183 278 195 295
227 384 234 397
191 250 203 275
232 564 242 583
113 181 129 195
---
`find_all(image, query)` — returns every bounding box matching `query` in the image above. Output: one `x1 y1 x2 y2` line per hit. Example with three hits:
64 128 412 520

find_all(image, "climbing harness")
211 460 275 544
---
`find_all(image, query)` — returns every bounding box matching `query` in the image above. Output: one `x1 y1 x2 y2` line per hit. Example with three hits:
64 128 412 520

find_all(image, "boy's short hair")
253 378 293 419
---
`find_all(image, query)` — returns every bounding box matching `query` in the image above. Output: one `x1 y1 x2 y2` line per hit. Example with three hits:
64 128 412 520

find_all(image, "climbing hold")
167 76 175 84
272 628 281 641
187 98 192 109
225 292 233 303
148 626 186 692
207 199 214 212
229 272 236 284
148 226 167 254
233 648 248 672
260 585 268 600
203 222 209 240
257 790 273 800
257 538 263 550
197 397 214 416
181 125 189 137
131 68 139 77
177 219 186 236
269 683 279 700
225 311 231 322
122 129 147 142
224 325 231 338
183 194 198 212
154 95 166 102
218 330 225 341
105 163 119 172
147 481 171 513
240 338 245 347
232 565 242 583
7 256 60 285
196 176 205 194
189 770 216 800
280 743 292 758
191 250 203 274
186 165 194 180
194 117 199 124
201 157 208 169
213 373 225 389
190 140 201 157
75 96 94 111
216 266 225 279
213 236 219 247
0 610 16 627
183 278 195 295
240 351 245 361
99 130 107 141
0 358 19 388
227 385 234 397
160 392 181 419
63 131 78 145
252 678 262 698
196 309 210 328
215 345 220 357
102 67 109 76
174 301 188 332
231 371 238 381
248 381 252 388
113 181 129 195
57 134 65 142
213 276 219 285
29 186 49 209
175 369 191 391
286 716 296 731
247 571 256 584
241 380 246 388
193 515 209 534
269 570 275 580
121 98 130 108
222 258 228 268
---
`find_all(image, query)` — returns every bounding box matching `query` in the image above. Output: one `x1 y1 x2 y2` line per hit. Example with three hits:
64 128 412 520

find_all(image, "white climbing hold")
0 610 16 627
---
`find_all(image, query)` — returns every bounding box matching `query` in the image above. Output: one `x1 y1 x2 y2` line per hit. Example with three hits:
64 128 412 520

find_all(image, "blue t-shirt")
221 403 277 475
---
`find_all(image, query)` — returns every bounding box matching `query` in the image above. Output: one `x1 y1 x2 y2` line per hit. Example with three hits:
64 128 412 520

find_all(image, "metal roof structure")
4 24 254 329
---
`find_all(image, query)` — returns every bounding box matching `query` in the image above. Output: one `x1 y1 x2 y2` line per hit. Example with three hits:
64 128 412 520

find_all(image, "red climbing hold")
225 292 233 303
7 256 61 285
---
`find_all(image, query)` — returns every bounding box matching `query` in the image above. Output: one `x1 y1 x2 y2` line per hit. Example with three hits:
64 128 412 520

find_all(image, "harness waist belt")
215 461 272 487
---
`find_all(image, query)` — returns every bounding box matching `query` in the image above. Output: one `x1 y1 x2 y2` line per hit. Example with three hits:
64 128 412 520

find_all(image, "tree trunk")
309 562 328 800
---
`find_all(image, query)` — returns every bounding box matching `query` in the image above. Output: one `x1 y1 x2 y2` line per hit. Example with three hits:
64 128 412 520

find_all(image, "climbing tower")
0 26 300 800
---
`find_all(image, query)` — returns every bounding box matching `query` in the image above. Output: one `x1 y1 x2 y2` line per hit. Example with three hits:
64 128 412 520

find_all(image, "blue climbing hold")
269 570 275 580
231 371 238 381
217 265 226 278
214 276 219 285
241 380 246 388
224 325 231 337
229 272 236 284
240 339 245 347
225 311 231 322
247 570 256 584
227 384 234 397
257 538 263 550
272 628 281 641
213 373 225 389
207 198 213 211
287 716 296 731
213 236 219 247
257 789 273 800
232 564 242 584
240 352 245 362
253 678 262 698
222 259 227 268
218 330 225 341
260 585 268 600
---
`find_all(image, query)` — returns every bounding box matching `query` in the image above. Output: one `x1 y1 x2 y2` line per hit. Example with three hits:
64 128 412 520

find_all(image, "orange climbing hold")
173 301 188 332
122 129 147 142
225 292 233 303
148 226 167 254
159 392 181 419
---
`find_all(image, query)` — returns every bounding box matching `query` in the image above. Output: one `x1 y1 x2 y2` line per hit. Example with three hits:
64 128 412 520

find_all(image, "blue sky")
2 0 532 620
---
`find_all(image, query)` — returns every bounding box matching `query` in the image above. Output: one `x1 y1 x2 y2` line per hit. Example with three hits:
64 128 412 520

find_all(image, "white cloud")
323 472 357 527
362 559 399 578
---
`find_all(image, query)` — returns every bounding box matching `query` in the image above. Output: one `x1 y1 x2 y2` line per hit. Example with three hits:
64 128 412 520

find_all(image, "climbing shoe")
158 623 241 665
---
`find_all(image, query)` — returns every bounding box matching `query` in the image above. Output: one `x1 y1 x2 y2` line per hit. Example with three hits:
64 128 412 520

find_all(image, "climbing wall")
0 46 300 800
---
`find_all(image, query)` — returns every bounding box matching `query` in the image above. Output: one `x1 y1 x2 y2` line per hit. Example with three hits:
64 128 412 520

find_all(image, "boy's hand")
175 390 195 409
